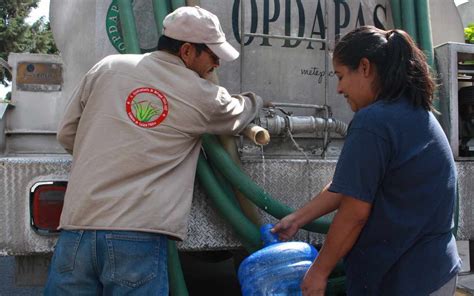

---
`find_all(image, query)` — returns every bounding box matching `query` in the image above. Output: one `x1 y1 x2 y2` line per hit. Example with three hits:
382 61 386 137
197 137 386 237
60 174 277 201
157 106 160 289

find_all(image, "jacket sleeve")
206 88 263 135
56 74 91 154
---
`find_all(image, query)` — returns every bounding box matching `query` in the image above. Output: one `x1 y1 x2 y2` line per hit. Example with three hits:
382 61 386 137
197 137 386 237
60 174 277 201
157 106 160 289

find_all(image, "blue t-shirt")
329 98 461 295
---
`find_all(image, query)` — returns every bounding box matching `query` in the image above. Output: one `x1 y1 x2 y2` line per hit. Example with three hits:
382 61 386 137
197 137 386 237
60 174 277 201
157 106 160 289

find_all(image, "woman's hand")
271 214 300 241
301 266 327 296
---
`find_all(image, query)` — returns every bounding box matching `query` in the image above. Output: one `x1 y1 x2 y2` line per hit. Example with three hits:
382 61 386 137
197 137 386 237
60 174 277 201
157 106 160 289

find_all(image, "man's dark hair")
157 35 206 55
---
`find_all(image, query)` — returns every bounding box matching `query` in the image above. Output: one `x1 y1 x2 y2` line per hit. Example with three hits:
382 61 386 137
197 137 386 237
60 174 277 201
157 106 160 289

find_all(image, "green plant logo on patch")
126 87 168 128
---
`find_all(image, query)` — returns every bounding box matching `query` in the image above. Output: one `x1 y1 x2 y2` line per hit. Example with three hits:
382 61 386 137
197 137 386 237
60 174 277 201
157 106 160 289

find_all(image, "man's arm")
57 75 90 154
272 183 342 240
206 89 263 135
301 195 372 295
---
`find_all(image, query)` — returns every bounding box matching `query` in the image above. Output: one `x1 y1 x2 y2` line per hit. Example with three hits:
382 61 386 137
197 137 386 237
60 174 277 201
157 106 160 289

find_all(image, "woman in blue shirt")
273 26 461 295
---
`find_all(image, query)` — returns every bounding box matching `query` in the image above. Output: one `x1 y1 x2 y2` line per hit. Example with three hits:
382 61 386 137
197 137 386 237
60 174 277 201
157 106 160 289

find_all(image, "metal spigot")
256 113 347 137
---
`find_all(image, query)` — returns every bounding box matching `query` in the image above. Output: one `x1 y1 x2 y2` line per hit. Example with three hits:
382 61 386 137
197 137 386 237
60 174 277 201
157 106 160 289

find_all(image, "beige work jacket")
57 51 262 240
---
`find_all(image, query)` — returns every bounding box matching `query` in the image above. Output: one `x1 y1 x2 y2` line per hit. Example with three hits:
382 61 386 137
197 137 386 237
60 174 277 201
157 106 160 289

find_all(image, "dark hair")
333 26 435 111
157 35 206 55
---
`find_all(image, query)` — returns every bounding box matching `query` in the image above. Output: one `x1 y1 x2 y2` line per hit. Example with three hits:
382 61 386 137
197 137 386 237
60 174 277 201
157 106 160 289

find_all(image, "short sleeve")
329 127 391 203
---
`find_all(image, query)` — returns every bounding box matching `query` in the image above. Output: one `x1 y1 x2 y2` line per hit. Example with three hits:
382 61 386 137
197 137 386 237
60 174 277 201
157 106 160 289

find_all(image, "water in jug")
238 224 318 295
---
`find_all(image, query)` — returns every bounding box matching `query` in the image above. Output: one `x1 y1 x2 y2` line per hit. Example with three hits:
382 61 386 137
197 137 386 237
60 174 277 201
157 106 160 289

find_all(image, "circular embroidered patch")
125 87 168 128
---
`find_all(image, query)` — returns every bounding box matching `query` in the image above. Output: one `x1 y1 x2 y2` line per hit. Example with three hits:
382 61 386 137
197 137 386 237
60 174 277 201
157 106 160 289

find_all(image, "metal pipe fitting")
242 123 271 145
258 115 347 137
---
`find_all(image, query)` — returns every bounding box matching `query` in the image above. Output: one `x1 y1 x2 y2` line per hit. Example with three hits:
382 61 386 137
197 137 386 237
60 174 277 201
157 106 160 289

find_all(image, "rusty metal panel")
16 62 62 92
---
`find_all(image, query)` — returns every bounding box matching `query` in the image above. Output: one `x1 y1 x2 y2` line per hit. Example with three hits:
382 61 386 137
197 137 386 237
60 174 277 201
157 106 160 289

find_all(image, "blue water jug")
238 224 318 296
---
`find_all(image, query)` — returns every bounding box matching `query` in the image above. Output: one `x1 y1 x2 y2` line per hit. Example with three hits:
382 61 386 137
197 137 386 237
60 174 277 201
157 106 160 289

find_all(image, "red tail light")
30 181 67 234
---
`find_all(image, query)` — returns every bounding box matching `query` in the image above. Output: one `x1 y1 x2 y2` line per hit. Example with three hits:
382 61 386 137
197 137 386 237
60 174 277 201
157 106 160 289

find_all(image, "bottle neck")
260 224 281 246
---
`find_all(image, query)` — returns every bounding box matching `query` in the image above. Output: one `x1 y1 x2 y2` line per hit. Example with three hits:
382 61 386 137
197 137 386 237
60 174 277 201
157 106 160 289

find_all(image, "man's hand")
271 214 300 241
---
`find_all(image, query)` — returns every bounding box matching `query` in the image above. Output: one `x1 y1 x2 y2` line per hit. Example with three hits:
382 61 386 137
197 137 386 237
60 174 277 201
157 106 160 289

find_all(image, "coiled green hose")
201 134 333 234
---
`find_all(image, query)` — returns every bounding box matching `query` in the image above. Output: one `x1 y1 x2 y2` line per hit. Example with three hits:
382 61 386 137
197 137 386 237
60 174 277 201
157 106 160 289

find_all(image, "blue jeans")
44 230 168 295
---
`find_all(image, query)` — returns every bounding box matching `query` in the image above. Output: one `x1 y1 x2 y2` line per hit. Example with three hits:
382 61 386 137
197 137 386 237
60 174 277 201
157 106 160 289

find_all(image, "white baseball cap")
163 6 239 62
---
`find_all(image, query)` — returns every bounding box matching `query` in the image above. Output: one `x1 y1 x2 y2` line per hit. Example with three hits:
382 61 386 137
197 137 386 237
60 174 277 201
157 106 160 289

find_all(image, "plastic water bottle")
238 224 318 296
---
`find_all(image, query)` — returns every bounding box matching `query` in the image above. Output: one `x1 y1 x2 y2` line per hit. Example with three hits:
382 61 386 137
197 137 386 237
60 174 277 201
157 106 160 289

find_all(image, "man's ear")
359 57 372 77
179 43 193 66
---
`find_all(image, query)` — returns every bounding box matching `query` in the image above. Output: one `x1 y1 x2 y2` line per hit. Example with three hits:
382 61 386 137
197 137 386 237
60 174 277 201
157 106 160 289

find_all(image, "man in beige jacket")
45 6 262 295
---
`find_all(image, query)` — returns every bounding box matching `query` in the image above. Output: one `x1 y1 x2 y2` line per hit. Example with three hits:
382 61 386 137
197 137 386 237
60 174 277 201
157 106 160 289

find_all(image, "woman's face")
333 58 378 112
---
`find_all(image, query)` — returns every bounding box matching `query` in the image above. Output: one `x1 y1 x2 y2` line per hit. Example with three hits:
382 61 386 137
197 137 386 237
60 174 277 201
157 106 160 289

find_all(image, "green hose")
390 0 402 29
209 160 241 210
400 0 418 43
218 135 262 226
415 0 434 67
152 0 170 37
116 0 141 54
197 153 262 252
207 156 239 209
167 240 189 296
202 134 332 234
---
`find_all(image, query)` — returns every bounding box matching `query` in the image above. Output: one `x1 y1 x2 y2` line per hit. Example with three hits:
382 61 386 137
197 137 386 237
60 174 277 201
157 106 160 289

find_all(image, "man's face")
181 44 220 79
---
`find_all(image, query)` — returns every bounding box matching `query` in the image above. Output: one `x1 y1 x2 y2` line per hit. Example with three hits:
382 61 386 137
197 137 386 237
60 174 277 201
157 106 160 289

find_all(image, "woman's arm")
301 194 372 296
272 183 343 240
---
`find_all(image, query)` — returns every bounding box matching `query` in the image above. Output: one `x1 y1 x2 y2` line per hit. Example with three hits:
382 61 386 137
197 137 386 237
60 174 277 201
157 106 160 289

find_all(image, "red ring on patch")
125 87 168 128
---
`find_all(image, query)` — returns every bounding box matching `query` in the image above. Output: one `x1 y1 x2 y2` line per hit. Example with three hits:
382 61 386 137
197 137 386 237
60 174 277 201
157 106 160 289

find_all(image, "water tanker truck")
1 0 473 293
